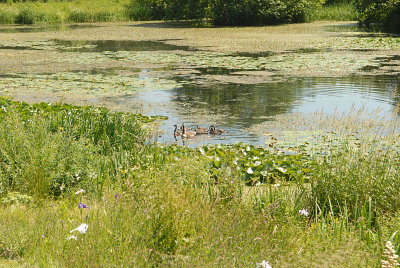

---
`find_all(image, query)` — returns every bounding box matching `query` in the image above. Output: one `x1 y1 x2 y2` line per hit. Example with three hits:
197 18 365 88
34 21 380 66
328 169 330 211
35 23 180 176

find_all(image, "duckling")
173 124 182 137
182 124 197 138
195 125 208 135
209 125 226 135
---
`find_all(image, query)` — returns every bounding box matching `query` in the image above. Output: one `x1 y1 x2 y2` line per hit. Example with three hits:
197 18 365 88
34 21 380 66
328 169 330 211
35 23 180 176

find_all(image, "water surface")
121 75 400 146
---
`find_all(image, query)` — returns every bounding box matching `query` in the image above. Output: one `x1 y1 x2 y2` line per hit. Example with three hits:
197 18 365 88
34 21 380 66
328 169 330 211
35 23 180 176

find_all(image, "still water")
115 75 400 146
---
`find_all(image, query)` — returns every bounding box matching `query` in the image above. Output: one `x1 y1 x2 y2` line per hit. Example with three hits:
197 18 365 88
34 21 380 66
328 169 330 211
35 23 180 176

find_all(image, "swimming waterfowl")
182 124 197 138
194 126 208 134
209 125 226 135
173 124 182 137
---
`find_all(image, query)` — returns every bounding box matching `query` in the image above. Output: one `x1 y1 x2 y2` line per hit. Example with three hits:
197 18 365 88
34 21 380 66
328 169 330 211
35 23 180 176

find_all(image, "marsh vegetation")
0 1 400 266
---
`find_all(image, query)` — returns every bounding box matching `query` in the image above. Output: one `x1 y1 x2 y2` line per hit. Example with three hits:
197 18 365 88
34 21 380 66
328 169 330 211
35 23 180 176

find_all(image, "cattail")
381 241 399 268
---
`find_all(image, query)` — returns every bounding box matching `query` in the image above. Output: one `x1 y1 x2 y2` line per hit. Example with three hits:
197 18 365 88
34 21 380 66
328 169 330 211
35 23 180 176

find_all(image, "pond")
0 21 399 147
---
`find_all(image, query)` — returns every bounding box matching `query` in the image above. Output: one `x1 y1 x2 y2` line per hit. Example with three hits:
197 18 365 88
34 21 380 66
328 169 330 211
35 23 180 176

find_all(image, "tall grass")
305 2 359 21
0 0 130 24
1 99 399 266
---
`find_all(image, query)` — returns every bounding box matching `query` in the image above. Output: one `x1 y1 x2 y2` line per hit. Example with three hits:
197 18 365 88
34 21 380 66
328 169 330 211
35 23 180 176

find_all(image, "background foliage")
128 0 325 25
356 0 400 32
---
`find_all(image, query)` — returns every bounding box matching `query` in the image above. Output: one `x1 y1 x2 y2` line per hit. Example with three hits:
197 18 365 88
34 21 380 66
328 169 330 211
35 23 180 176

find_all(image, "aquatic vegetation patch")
0 71 182 96
200 143 317 185
0 38 395 79
317 36 400 51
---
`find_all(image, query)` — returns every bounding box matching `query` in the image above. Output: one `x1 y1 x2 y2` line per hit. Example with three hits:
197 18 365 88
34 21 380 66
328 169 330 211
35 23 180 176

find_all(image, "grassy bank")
0 0 130 24
0 97 400 266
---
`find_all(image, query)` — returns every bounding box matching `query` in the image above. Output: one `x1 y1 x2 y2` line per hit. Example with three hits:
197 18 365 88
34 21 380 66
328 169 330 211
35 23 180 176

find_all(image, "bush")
356 0 400 33
15 8 36 24
129 0 324 25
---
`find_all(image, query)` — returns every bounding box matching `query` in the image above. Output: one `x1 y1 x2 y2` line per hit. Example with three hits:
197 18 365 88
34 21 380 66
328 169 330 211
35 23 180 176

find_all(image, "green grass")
305 2 359 22
0 97 399 266
0 0 130 24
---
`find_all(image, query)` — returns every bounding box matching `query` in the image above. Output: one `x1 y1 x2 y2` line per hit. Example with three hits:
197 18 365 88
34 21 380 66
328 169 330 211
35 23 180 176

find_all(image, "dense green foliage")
0 97 159 198
210 0 324 26
356 0 400 32
128 0 325 25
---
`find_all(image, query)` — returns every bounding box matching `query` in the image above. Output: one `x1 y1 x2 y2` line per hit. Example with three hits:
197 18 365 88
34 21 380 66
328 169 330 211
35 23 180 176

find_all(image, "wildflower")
381 241 399 268
256 260 272 268
67 235 78 240
199 148 205 155
254 161 262 166
70 223 89 234
75 189 85 195
299 208 309 217
114 194 121 199
247 167 254 174
78 203 88 209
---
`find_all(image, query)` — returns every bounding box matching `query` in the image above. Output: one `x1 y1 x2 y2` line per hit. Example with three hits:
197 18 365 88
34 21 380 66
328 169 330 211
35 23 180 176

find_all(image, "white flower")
256 260 272 268
247 167 253 174
246 146 251 151
75 189 85 195
299 209 309 217
67 235 78 240
199 148 205 155
254 161 262 166
70 223 89 234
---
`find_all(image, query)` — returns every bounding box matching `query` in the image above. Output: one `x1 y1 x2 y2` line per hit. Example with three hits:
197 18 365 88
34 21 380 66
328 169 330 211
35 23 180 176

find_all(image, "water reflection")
0 24 99 33
128 75 400 146
53 39 196 52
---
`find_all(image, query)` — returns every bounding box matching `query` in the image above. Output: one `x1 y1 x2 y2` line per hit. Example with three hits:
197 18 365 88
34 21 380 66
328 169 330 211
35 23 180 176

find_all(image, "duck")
182 123 197 138
209 125 226 135
173 124 182 137
194 125 209 134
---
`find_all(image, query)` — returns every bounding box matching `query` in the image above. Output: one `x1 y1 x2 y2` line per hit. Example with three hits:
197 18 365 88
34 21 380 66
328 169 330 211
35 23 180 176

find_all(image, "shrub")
15 8 36 24
128 0 324 25
356 0 400 32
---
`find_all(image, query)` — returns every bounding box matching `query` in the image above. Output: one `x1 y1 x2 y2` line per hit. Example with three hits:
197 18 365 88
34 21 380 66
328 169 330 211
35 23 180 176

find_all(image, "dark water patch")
71 67 145 75
195 67 245 75
0 45 38 50
231 51 275 58
53 39 197 52
293 48 323 53
0 24 99 33
130 21 213 29
324 23 360 32
361 65 380 71
323 23 395 36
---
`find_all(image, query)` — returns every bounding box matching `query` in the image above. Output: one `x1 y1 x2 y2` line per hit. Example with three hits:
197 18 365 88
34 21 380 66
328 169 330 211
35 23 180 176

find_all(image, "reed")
1 99 399 266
